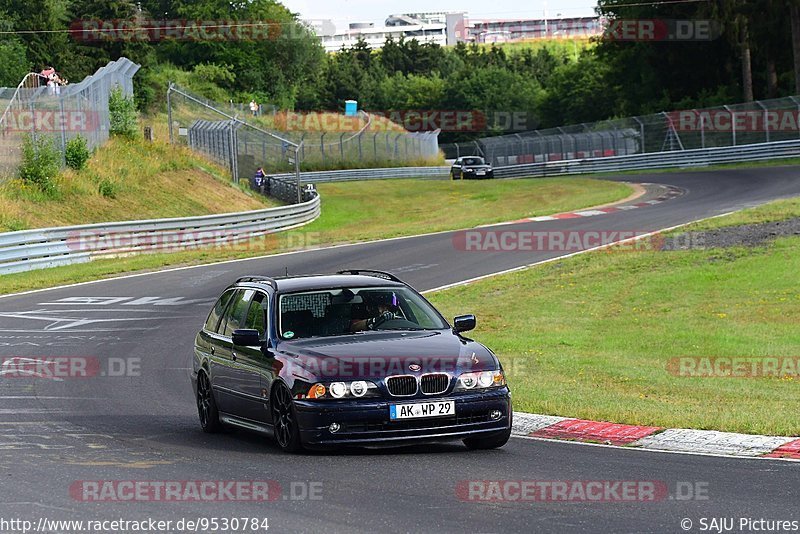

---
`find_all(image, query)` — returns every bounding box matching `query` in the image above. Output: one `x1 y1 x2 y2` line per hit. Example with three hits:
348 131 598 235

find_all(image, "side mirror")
232 329 261 347
453 314 476 334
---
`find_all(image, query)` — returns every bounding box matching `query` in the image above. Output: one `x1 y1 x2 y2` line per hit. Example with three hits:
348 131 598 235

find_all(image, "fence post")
320 132 326 164
58 96 67 165
339 132 345 161
756 100 769 143
295 143 302 204
724 105 736 146
790 96 800 139
358 132 363 161
228 121 238 183
167 82 174 144
633 116 645 153
694 109 705 149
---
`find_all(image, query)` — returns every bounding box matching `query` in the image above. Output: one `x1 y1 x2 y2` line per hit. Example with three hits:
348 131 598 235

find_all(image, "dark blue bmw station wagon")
191 270 512 453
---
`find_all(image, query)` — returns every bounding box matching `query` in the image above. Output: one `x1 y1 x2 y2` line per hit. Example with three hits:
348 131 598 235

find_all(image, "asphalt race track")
1 166 800 533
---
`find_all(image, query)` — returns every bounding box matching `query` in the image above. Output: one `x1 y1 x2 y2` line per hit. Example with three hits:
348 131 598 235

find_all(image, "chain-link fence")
167 84 441 184
442 96 800 167
0 58 140 180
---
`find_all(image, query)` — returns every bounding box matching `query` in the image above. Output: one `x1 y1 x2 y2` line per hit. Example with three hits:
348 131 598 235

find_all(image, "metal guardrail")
492 138 800 178
0 195 320 275
270 166 450 183
2 137 799 276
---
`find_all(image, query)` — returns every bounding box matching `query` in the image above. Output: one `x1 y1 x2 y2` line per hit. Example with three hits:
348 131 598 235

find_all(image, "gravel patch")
663 217 800 250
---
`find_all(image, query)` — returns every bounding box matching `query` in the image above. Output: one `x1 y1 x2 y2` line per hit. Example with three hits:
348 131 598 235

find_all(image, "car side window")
222 289 255 337
204 290 235 333
243 292 268 339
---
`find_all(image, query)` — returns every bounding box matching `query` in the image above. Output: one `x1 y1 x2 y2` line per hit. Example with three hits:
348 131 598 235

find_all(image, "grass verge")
428 198 800 436
0 136 273 232
0 177 631 295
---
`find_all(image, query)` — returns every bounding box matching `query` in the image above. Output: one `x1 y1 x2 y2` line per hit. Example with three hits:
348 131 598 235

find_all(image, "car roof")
238 274 406 293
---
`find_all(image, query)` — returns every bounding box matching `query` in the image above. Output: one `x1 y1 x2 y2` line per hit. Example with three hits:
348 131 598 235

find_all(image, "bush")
109 86 138 138
18 135 60 194
98 179 119 198
65 135 90 170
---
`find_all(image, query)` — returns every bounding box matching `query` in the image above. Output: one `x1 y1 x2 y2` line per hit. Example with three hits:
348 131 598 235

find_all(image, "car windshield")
462 157 484 165
278 286 449 339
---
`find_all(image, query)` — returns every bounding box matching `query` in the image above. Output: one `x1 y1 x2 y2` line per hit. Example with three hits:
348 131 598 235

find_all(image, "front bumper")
462 170 494 179
294 388 511 447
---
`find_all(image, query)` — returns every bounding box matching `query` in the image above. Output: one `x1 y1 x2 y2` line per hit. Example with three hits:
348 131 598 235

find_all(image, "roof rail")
337 269 405 284
236 276 278 289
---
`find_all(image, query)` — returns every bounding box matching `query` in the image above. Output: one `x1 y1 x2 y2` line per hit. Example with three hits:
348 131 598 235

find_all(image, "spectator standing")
252 167 266 192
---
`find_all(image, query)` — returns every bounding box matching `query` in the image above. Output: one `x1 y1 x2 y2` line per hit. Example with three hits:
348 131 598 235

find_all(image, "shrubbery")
65 135 90 170
109 86 138 138
98 178 119 198
18 135 60 194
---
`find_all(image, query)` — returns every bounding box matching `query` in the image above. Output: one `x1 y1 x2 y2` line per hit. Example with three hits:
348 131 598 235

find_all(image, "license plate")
476 171 486 175
390 400 455 420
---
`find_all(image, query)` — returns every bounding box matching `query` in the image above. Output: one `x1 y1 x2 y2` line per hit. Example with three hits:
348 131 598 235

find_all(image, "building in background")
306 13 602 52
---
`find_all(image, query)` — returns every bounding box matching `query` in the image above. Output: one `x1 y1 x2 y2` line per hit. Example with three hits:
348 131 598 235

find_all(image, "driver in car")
351 292 399 332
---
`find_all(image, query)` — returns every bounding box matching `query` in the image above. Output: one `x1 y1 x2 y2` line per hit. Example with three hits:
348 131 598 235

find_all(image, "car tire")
463 426 511 450
196 371 223 433
271 383 304 453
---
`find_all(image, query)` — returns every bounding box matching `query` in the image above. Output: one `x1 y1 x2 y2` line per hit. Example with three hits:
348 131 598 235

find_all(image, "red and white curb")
481 184 684 227
512 412 800 460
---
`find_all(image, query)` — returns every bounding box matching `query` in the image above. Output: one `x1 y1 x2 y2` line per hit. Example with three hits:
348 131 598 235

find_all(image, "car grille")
386 375 417 396
420 373 449 395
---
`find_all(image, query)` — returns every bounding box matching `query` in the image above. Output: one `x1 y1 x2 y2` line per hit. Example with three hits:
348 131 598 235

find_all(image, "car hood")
275 330 497 381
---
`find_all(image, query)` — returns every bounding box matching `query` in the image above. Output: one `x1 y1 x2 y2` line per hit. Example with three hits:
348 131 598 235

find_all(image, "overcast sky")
281 0 599 29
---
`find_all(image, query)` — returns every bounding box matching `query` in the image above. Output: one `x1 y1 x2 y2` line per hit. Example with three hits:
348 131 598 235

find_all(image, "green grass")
427 198 800 436
0 177 632 295
0 136 274 232
305 177 632 241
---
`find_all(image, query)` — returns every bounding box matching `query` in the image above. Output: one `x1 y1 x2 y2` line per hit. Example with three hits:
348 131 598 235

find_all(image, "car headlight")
454 370 506 391
305 380 379 400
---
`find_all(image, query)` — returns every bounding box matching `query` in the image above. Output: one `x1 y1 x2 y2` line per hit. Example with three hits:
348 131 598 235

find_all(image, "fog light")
329 422 341 433
489 410 502 421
